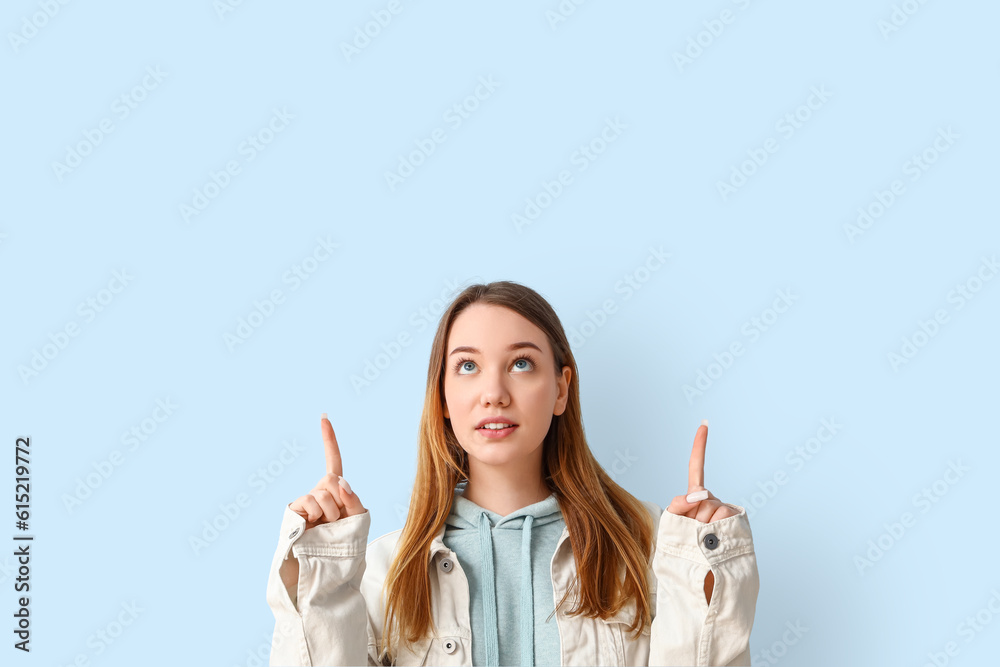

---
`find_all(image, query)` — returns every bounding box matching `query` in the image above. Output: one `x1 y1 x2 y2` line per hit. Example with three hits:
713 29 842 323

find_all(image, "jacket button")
703 533 719 550
288 527 300 540
439 557 454 573
443 639 457 654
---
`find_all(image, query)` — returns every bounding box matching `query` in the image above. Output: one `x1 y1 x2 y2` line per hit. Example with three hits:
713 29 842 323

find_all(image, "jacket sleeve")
266 504 384 666
648 503 759 667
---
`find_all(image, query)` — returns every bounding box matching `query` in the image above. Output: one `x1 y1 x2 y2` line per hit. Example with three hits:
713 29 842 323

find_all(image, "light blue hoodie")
443 481 566 666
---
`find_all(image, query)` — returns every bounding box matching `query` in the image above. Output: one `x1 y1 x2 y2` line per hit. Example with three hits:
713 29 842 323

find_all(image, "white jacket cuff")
649 504 760 667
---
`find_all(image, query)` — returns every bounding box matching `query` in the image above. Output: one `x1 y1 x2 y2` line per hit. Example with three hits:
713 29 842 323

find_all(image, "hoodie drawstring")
478 511 536 667
478 512 499 665
520 515 535 667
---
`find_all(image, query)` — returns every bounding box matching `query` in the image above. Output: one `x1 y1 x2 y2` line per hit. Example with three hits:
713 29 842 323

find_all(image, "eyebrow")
448 341 543 356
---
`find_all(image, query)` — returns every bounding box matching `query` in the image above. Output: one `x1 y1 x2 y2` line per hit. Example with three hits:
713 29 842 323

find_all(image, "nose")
479 368 510 408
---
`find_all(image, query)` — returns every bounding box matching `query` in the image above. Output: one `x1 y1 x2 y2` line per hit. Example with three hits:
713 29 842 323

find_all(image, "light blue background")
3 1 998 666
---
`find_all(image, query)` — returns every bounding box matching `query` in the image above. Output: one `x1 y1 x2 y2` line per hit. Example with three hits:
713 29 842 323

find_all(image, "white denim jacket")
266 499 758 666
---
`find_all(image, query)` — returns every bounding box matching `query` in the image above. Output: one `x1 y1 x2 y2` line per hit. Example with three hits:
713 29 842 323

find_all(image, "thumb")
336 476 367 517
665 489 710 516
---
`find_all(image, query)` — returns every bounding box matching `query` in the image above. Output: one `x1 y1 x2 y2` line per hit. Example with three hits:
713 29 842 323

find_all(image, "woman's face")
443 303 571 471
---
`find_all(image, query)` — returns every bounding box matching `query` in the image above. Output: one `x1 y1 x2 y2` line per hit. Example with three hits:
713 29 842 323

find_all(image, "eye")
451 354 537 375
454 357 477 374
511 354 536 372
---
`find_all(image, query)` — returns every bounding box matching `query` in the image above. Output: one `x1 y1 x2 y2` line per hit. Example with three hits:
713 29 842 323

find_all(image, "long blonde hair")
377 280 654 661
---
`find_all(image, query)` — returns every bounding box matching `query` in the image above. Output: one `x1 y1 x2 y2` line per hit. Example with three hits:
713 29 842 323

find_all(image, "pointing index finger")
688 420 708 492
321 413 343 478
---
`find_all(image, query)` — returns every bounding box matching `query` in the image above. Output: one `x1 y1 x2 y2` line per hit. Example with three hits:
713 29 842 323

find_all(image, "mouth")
476 421 519 439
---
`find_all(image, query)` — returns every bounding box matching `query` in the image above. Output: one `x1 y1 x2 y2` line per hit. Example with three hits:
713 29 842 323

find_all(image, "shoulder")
634 499 663 559
638 499 662 529
367 527 404 569
639 499 661 518
359 527 405 610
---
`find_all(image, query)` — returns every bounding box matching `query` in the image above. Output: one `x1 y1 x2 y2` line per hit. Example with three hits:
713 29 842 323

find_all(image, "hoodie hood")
444 481 564 666
445 480 564 532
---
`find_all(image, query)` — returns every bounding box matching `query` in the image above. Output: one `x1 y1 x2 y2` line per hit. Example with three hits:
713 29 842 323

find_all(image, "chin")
469 452 524 469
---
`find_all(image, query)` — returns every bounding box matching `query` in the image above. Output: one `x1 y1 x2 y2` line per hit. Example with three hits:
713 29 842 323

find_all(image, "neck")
462 471 549 517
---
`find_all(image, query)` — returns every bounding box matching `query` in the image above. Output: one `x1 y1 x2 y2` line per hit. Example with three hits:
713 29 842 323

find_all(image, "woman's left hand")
665 421 739 523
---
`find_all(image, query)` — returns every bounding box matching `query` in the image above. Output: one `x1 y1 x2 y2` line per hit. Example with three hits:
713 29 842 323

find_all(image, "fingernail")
686 489 709 503
338 476 353 495
321 412 328 421
701 419 709 427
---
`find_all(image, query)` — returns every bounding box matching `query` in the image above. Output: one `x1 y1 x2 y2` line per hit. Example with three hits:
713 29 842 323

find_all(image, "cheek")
443 383 471 418
442 382 453 418
520 380 557 411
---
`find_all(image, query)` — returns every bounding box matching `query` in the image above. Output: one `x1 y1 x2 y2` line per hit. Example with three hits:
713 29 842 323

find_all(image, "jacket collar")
426 497 572 562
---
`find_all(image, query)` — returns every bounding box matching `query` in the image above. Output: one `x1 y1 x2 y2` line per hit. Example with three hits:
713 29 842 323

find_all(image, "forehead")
447 303 551 354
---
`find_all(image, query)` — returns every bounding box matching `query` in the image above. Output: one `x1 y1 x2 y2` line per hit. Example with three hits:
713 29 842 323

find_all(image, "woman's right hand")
289 413 367 531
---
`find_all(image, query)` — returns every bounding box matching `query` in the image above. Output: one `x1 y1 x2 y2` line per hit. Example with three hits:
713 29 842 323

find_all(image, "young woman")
265 281 759 666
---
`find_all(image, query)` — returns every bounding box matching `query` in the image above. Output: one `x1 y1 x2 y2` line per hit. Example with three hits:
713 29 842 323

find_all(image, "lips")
476 416 518 429
476 420 519 439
